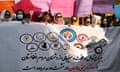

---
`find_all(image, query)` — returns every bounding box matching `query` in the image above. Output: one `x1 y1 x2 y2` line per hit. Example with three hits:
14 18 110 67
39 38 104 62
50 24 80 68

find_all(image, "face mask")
17 14 23 20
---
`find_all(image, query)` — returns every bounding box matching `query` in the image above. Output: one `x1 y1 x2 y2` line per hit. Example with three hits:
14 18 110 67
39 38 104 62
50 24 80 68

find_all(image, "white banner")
0 22 120 72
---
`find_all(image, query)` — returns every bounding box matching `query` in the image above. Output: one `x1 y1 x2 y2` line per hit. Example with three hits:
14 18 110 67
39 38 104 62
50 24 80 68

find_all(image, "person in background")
0 9 11 22
22 13 31 24
101 17 109 27
79 17 85 26
113 17 120 26
11 14 17 21
69 16 79 26
31 10 42 22
95 17 102 27
84 17 92 26
112 15 120 26
105 13 113 26
53 12 65 25
15 9 25 21
40 11 53 24
92 14 102 27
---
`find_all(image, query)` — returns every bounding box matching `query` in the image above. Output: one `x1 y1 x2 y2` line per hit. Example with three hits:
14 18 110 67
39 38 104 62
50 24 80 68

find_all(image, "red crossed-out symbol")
77 34 88 42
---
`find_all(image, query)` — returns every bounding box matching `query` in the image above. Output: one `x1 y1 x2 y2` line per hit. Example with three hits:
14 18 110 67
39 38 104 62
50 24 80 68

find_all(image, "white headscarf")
0 9 12 22
0 9 7 19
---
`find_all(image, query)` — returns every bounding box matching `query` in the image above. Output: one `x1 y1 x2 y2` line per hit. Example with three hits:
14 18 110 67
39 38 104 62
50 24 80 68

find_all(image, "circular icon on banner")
51 42 62 50
60 29 77 42
74 43 84 49
94 47 103 54
39 42 50 51
26 43 38 52
20 34 33 44
63 43 70 50
89 36 98 43
99 39 107 47
33 32 46 43
47 32 59 42
77 34 88 42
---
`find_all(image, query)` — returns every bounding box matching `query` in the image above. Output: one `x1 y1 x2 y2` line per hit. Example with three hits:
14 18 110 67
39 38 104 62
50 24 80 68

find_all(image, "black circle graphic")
94 47 103 54
39 42 50 51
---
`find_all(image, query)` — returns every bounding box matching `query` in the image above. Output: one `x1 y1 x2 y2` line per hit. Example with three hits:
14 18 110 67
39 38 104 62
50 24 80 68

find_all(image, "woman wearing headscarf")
15 9 25 21
68 16 79 26
22 13 32 24
112 15 120 26
53 12 65 25
31 10 42 22
40 11 53 24
101 17 109 28
0 9 11 22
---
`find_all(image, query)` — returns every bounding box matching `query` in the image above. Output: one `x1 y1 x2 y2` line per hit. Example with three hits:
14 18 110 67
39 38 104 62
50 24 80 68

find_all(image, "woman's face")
4 11 11 19
55 14 63 22
44 14 50 20
16 11 24 20
97 19 102 25
103 18 108 25
55 17 63 23
85 18 91 25
71 16 77 22
115 18 119 23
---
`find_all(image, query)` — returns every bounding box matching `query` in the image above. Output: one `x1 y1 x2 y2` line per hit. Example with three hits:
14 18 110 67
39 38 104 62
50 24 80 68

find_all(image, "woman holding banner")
68 16 79 26
0 9 11 22
53 12 65 25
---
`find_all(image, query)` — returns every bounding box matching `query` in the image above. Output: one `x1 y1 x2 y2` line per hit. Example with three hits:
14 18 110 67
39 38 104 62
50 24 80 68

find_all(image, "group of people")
0 9 120 27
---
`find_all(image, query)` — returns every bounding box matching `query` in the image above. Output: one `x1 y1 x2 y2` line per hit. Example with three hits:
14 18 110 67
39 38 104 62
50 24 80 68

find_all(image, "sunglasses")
72 19 77 22
56 14 62 18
